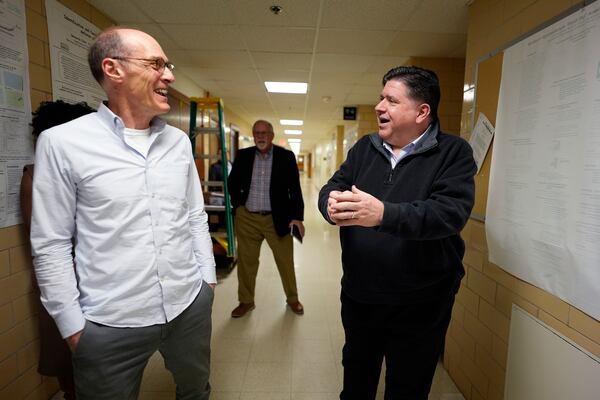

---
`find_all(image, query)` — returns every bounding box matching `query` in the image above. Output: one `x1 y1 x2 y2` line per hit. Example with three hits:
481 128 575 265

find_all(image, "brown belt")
248 210 271 215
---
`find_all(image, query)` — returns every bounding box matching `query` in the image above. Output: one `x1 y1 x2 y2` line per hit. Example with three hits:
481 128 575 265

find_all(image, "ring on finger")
351 212 356 219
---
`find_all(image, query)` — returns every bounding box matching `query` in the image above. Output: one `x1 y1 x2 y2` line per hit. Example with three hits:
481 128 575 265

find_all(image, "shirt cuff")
200 265 217 284
54 307 86 339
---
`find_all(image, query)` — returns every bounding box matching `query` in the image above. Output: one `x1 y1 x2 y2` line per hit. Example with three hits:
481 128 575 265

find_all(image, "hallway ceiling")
87 0 470 150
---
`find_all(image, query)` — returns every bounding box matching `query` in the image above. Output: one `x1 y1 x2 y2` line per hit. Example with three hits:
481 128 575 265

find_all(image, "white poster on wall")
487 1 600 319
45 0 105 106
469 112 494 174
0 0 33 228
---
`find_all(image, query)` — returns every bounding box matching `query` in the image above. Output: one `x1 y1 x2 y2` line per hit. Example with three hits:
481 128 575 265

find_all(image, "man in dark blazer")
228 120 305 318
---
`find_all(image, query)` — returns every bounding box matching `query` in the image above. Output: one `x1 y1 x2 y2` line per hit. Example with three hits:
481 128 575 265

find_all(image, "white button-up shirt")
31 103 216 338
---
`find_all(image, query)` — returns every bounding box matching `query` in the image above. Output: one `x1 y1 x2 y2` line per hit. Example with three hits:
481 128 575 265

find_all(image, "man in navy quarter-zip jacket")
318 66 476 400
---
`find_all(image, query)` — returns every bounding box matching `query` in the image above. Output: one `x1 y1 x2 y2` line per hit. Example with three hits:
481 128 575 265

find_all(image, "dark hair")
88 27 128 84
31 100 95 137
382 66 440 122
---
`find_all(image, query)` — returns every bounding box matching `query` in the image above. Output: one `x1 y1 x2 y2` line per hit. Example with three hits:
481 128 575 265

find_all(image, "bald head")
88 27 160 85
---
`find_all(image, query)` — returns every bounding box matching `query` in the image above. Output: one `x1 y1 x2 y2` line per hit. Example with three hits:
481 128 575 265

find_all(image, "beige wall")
407 57 465 135
446 1 600 400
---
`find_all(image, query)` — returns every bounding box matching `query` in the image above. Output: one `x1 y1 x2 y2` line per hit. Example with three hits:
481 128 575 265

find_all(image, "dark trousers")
72 284 214 400
339 289 456 400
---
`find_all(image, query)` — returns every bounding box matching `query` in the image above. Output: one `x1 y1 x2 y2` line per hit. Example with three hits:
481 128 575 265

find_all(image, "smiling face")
252 120 275 154
374 79 430 148
117 30 175 123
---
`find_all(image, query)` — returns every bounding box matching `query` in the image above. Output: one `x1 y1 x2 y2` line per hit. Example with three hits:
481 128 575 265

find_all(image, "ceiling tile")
344 93 379 105
320 0 421 30
216 81 264 96
317 29 396 55
242 27 316 53
310 70 364 85
267 94 307 107
404 0 469 34
161 24 244 51
366 56 411 74
256 69 310 82
87 0 152 23
185 50 253 69
313 54 375 73
384 31 467 57
231 0 320 27
181 67 259 83
131 0 234 24
123 23 181 51
355 72 386 85
250 52 313 70
349 84 380 97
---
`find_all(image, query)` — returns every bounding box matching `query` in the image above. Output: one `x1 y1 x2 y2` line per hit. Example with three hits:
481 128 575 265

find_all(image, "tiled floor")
52 178 464 400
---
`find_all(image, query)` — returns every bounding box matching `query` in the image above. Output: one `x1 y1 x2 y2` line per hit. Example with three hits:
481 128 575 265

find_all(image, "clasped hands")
327 185 384 227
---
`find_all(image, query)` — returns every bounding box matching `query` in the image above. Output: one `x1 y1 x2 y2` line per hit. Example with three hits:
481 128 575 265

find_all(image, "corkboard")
471 52 503 218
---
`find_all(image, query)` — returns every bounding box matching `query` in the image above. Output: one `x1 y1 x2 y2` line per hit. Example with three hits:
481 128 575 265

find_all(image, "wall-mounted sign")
343 106 357 120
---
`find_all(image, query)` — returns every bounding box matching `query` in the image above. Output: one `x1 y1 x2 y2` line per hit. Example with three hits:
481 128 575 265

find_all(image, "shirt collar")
255 146 273 159
382 124 430 156
97 102 167 139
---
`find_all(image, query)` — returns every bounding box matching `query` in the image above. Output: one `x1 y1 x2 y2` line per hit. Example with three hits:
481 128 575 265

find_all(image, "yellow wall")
407 57 465 135
446 1 600 400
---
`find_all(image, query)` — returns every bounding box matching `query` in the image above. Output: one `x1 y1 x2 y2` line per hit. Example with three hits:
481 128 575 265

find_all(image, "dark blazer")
228 145 304 236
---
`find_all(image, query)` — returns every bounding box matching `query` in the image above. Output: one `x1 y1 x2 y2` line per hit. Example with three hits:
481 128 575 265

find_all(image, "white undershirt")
124 127 152 158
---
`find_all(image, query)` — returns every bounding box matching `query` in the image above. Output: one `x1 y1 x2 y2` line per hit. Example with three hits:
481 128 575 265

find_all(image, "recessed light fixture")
280 119 303 126
284 129 302 135
287 138 302 143
265 81 308 94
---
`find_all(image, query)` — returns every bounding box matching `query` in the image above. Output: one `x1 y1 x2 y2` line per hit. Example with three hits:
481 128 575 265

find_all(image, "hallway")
56 178 464 400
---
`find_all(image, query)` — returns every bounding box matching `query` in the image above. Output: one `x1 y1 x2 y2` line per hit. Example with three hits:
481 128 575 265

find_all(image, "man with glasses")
228 120 305 318
31 27 216 399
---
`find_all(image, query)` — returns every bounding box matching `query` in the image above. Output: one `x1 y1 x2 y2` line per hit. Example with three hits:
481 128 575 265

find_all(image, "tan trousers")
234 206 298 304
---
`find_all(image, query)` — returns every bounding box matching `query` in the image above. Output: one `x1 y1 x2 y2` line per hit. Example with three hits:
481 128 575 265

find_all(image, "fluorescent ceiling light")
284 129 302 135
287 138 302 143
280 119 303 126
265 81 308 94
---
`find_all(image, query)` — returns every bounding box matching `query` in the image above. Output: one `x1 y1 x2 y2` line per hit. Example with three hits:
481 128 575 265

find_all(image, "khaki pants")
234 206 298 304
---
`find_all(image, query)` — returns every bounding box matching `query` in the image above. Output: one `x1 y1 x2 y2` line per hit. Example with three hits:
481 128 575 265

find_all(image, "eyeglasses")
111 56 175 73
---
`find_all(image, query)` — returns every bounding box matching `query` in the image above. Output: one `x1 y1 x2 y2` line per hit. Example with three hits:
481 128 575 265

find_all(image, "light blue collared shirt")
382 126 430 168
31 103 216 338
246 147 273 212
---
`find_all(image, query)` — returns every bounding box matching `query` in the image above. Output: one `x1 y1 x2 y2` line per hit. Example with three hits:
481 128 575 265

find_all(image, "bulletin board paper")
487 2 600 320
45 0 105 106
0 0 33 228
